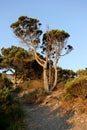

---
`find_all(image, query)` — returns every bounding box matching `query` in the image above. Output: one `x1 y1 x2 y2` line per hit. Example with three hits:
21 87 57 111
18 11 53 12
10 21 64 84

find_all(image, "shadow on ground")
23 102 74 130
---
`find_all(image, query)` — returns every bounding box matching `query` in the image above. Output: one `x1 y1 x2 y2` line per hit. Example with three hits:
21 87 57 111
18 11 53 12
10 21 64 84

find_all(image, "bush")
0 73 13 89
64 76 87 99
23 86 46 104
0 73 13 105
0 100 24 130
0 74 24 130
0 87 12 105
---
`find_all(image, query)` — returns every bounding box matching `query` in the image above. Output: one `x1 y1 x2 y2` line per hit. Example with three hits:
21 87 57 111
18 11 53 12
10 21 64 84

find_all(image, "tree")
10 16 73 92
0 46 32 87
42 29 73 90
0 73 12 89
57 67 76 82
0 46 43 86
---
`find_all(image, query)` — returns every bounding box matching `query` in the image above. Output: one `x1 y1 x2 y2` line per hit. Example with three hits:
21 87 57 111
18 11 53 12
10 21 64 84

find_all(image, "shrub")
23 86 46 104
0 100 24 130
64 76 87 99
0 74 24 130
0 87 12 105
0 73 13 89
36 86 45 96
20 80 30 90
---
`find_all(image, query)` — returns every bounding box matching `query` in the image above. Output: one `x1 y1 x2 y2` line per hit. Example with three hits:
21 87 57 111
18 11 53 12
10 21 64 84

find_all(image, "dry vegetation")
3 74 87 130
15 77 87 114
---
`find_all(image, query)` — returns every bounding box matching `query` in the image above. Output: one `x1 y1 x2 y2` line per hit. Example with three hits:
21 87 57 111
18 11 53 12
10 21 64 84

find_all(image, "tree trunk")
34 49 49 92
51 67 58 90
48 60 52 88
43 68 49 92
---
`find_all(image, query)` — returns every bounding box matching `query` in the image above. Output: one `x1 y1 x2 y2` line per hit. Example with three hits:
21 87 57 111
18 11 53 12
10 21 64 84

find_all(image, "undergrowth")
0 73 24 130
23 86 46 104
64 76 87 100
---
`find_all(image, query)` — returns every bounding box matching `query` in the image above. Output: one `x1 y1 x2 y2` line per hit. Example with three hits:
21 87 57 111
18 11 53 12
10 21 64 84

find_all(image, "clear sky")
0 0 87 72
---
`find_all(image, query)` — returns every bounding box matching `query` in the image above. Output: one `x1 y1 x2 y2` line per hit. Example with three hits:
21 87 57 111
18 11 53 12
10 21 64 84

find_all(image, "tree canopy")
0 46 43 86
10 16 73 92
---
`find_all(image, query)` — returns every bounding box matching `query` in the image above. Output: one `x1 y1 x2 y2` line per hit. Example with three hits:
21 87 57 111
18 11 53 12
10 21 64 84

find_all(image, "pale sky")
0 0 87 72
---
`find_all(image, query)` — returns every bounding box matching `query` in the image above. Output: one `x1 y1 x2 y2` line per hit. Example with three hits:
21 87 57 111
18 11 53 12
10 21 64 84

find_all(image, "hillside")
17 82 87 130
1 73 87 130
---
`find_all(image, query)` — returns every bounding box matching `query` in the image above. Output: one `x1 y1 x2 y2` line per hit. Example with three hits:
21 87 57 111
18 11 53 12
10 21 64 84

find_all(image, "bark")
34 49 45 67
48 60 52 88
43 54 49 93
51 53 59 91
43 68 49 92
51 67 58 90
34 49 49 92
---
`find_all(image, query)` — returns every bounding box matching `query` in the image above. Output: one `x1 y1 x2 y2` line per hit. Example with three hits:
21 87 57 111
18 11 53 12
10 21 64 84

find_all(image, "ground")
8 75 87 130
20 88 87 130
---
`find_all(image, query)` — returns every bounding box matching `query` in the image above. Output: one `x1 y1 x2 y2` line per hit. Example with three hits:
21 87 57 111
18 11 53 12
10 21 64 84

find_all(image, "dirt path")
10 77 87 130
18 89 87 130
21 91 87 130
22 94 74 130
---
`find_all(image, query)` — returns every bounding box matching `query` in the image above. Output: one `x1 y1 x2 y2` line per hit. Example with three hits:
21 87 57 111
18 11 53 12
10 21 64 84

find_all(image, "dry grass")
18 79 45 104
18 79 43 91
7 75 87 114
26 79 44 92
61 97 87 114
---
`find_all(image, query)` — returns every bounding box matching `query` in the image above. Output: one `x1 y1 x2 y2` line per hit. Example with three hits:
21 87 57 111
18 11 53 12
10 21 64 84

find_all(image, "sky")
0 0 87 72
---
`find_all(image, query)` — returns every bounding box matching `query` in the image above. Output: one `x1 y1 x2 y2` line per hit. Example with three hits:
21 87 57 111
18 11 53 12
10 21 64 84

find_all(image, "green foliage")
0 73 24 130
0 93 24 130
10 16 73 91
10 16 42 44
0 87 12 105
0 73 13 89
0 73 13 105
64 76 87 99
57 67 76 82
0 100 24 130
0 46 31 74
42 29 73 57
43 30 70 43
1 46 30 67
0 46 43 82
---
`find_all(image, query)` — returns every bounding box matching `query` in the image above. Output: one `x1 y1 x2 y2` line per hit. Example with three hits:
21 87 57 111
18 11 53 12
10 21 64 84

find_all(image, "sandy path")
22 96 74 130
